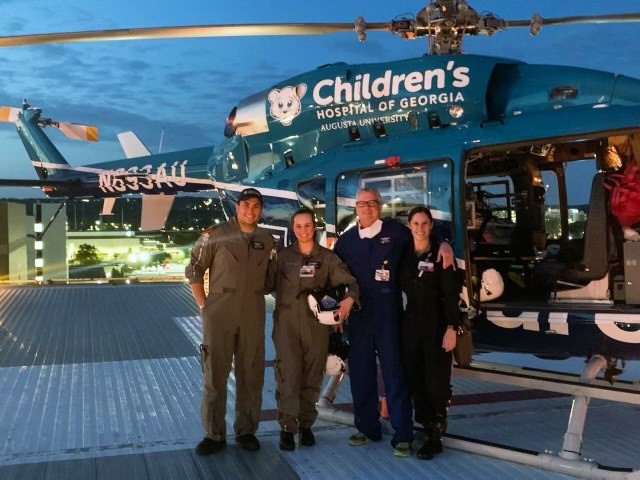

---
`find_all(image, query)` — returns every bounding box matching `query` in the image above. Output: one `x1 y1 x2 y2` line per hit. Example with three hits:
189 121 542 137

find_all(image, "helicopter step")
453 359 640 405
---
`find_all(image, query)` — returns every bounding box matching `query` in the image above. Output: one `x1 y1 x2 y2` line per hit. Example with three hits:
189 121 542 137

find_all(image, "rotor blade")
58 122 99 142
0 106 20 123
0 23 389 47
506 12 640 28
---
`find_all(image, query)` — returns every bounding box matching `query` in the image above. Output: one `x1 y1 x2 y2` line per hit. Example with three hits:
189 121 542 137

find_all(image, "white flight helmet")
325 354 347 376
479 268 505 301
307 285 349 325
326 331 349 376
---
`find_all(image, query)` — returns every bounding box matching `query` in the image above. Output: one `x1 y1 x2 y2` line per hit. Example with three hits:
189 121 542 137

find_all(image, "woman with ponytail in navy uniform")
400 206 460 460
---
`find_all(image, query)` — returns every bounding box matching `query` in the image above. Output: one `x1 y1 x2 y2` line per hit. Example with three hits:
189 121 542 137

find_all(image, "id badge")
300 265 316 278
375 268 390 282
418 261 434 272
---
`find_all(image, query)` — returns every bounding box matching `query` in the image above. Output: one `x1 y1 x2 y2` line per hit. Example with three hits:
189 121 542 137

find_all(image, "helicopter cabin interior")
464 131 640 309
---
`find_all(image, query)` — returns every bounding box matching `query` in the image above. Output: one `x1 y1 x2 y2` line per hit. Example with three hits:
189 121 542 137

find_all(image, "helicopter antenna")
158 127 165 153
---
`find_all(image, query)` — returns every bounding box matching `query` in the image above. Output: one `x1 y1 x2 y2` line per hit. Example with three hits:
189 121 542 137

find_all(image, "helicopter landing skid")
450 354 640 479
317 355 640 479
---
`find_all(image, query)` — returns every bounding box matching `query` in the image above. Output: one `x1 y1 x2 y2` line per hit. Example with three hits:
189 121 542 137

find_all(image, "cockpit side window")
335 161 453 240
296 177 327 231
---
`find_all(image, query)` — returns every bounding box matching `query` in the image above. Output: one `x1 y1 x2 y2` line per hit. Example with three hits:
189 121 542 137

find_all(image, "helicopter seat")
534 173 612 299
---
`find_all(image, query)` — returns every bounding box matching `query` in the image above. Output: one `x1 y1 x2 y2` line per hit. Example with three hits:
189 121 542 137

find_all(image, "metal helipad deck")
0 283 638 479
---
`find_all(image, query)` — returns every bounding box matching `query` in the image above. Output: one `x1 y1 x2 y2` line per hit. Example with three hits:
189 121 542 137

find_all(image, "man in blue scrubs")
334 188 452 458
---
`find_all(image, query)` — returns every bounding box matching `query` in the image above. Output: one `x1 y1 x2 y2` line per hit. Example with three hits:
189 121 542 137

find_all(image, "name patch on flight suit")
251 241 265 250
300 265 316 277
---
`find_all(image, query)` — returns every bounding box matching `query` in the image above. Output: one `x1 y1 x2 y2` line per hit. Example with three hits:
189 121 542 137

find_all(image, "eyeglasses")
355 200 380 208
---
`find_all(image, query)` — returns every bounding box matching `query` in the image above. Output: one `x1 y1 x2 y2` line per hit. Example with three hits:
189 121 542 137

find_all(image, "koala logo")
268 83 307 126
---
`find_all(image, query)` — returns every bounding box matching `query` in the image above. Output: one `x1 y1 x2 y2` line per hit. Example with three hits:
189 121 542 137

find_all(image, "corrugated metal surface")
0 284 196 366
0 283 635 479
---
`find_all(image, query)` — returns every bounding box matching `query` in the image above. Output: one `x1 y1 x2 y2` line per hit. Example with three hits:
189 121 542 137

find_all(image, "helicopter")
1 0 639 354
2 1 640 475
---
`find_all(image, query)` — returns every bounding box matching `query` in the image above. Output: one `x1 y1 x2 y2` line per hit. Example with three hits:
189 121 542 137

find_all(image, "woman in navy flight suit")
400 206 460 460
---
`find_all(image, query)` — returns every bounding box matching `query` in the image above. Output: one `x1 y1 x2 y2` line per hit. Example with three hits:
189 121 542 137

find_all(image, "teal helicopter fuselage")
211 53 640 253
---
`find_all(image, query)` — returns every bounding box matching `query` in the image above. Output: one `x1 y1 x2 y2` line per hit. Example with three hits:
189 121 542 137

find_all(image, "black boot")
416 420 444 460
195 437 226 456
416 442 435 460
279 430 295 451
299 428 315 447
428 423 444 455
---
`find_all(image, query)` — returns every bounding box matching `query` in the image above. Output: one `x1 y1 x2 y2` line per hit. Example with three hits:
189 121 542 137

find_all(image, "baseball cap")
237 188 263 205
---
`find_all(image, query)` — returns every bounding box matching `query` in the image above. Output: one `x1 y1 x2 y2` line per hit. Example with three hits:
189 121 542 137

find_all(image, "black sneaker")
299 428 315 447
195 437 226 456
236 433 260 451
279 431 295 451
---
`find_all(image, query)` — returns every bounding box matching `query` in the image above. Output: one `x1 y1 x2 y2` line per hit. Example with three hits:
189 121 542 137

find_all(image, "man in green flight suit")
186 187 274 455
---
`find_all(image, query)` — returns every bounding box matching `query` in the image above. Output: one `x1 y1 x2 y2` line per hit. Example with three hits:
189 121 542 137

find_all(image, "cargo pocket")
199 343 208 374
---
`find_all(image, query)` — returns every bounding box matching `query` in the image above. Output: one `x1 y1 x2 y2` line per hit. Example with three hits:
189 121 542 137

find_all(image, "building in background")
0 201 67 282
0 202 29 282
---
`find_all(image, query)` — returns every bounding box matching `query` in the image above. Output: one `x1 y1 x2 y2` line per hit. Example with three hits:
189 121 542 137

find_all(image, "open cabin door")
465 132 640 309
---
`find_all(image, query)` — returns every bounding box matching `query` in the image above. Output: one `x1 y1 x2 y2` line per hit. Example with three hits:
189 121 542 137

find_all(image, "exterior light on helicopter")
348 124 361 141
385 155 400 167
408 112 418 130
284 150 295 167
228 152 239 170
549 86 578 100
224 106 237 138
373 120 387 138
449 104 464 119
428 112 441 129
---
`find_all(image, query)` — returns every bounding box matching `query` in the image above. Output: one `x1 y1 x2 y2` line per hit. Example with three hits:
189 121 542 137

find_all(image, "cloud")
2 0 640 203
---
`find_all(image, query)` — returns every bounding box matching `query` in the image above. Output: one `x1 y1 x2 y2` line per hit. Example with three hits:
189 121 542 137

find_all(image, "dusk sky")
0 0 639 198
